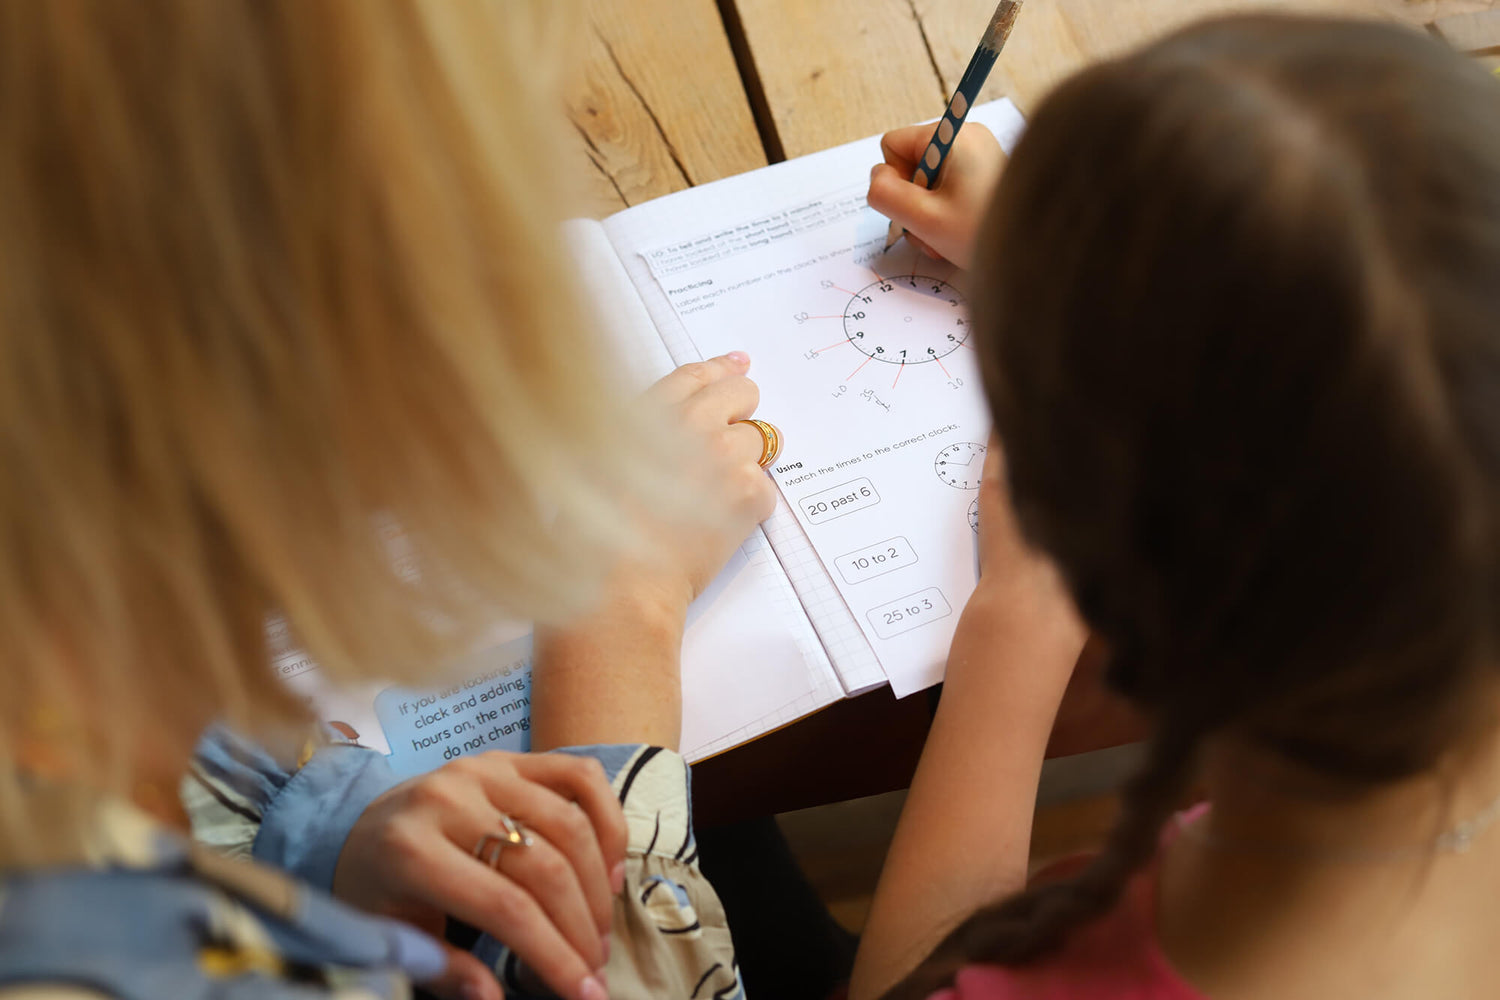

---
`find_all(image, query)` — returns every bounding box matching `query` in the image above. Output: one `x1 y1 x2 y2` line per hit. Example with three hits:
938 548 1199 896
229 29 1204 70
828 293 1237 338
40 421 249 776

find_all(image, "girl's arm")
850 446 1087 1000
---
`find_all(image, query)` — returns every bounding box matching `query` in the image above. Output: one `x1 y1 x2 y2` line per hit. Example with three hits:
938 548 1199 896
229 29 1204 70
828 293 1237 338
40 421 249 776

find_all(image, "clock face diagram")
844 276 968 366
935 441 987 490
969 497 980 533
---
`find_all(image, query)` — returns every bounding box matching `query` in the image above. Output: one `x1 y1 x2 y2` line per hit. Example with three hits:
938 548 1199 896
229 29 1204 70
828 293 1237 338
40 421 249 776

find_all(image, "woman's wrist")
531 586 688 752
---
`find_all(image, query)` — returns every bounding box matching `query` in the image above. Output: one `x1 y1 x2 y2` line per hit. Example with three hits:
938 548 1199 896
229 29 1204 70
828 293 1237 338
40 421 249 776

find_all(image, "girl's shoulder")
929 806 1211 1000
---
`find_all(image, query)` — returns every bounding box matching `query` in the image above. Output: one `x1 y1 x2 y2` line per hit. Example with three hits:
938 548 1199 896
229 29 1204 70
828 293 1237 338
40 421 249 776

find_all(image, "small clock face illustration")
844 276 968 365
935 441 986 490
969 497 980 533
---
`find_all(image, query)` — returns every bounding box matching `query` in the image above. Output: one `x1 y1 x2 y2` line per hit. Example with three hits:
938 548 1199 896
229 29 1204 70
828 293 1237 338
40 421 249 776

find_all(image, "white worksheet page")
613 101 1026 697
565 221 845 756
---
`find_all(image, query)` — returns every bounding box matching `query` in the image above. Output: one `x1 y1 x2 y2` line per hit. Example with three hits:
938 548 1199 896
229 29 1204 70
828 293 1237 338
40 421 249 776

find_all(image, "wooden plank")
1431 8 1500 50
566 0 767 215
933 0 1500 112
992 0 1409 113
736 0 1499 161
731 0 949 159
566 123 631 219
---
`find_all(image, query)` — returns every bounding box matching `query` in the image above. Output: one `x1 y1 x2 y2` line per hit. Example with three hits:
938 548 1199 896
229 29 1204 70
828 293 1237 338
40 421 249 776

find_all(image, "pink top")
928 806 1208 1000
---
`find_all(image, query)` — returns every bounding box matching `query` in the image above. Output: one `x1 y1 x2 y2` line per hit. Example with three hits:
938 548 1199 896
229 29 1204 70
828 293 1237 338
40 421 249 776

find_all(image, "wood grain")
566 0 766 216
730 0 951 159
968 0 1500 111
736 0 1500 160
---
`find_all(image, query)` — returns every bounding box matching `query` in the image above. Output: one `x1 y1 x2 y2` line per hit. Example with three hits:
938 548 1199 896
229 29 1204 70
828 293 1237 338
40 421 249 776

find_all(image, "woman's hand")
867 122 1006 269
333 751 626 1000
626 351 782 615
530 352 779 752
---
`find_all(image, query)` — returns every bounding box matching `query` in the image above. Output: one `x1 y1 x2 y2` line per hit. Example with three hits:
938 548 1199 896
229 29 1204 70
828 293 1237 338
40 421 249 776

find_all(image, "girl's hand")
333 751 626 1000
867 122 1006 269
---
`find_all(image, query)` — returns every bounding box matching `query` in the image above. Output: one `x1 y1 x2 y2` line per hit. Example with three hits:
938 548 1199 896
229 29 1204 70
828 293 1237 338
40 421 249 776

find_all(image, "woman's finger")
480 772 615 937
512 754 629 890
419 944 505 1000
417 838 605 1000
682 373 760 426
646 352 751 405
493 827 605 972
400 773 606 973
727 420 769 466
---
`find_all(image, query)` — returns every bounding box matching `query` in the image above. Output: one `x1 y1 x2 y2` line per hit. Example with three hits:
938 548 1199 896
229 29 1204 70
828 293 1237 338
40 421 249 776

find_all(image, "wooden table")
566 0 1499 827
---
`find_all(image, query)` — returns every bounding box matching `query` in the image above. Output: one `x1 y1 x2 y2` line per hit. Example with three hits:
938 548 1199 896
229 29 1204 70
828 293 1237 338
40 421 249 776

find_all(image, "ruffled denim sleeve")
184 733 744 999
185 726 402 893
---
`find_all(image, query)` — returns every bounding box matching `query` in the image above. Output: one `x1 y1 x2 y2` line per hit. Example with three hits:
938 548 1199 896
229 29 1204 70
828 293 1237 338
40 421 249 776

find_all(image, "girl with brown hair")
854 14 1500 1000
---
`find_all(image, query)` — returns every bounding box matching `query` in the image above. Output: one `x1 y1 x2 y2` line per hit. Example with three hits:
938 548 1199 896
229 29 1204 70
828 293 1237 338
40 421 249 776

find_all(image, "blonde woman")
0 3 768 1000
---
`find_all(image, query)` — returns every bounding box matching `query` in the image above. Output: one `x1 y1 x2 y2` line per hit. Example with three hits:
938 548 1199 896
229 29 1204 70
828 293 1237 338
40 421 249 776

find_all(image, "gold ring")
738 418 783 468
473 813 534 869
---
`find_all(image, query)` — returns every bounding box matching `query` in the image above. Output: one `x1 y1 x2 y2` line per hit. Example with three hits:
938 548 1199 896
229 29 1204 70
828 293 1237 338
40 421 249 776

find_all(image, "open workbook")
279 99 1027 771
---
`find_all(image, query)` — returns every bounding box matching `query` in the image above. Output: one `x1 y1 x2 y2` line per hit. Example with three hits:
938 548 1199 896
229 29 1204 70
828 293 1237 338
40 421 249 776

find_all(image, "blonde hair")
0 0 672 860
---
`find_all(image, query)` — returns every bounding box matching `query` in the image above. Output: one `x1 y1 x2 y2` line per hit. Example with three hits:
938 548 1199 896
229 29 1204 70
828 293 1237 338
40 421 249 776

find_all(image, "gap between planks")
906 0 955 102
715 0 788 163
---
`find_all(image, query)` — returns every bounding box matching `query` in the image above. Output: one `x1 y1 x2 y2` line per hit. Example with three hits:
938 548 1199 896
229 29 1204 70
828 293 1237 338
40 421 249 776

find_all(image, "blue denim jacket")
0 735 744 999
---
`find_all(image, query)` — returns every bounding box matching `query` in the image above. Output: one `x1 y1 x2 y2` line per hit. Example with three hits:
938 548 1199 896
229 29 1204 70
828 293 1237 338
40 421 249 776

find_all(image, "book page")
564 220 844 757
603 101 1026 697
604 206 889 697
276 222 842 766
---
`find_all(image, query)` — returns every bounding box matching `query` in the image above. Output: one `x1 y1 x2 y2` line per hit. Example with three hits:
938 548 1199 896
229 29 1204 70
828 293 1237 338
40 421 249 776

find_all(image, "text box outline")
866 587 953 640
835 535 918 585
798 476 881 525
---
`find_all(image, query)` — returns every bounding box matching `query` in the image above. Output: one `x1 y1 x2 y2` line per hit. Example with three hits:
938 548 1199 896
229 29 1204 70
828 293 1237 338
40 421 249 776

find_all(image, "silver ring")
473 813 534 869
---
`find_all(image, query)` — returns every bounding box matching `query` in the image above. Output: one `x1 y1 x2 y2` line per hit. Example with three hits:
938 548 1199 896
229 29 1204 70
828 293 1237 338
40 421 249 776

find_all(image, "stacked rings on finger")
737 418 783 468
473 813 534 869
